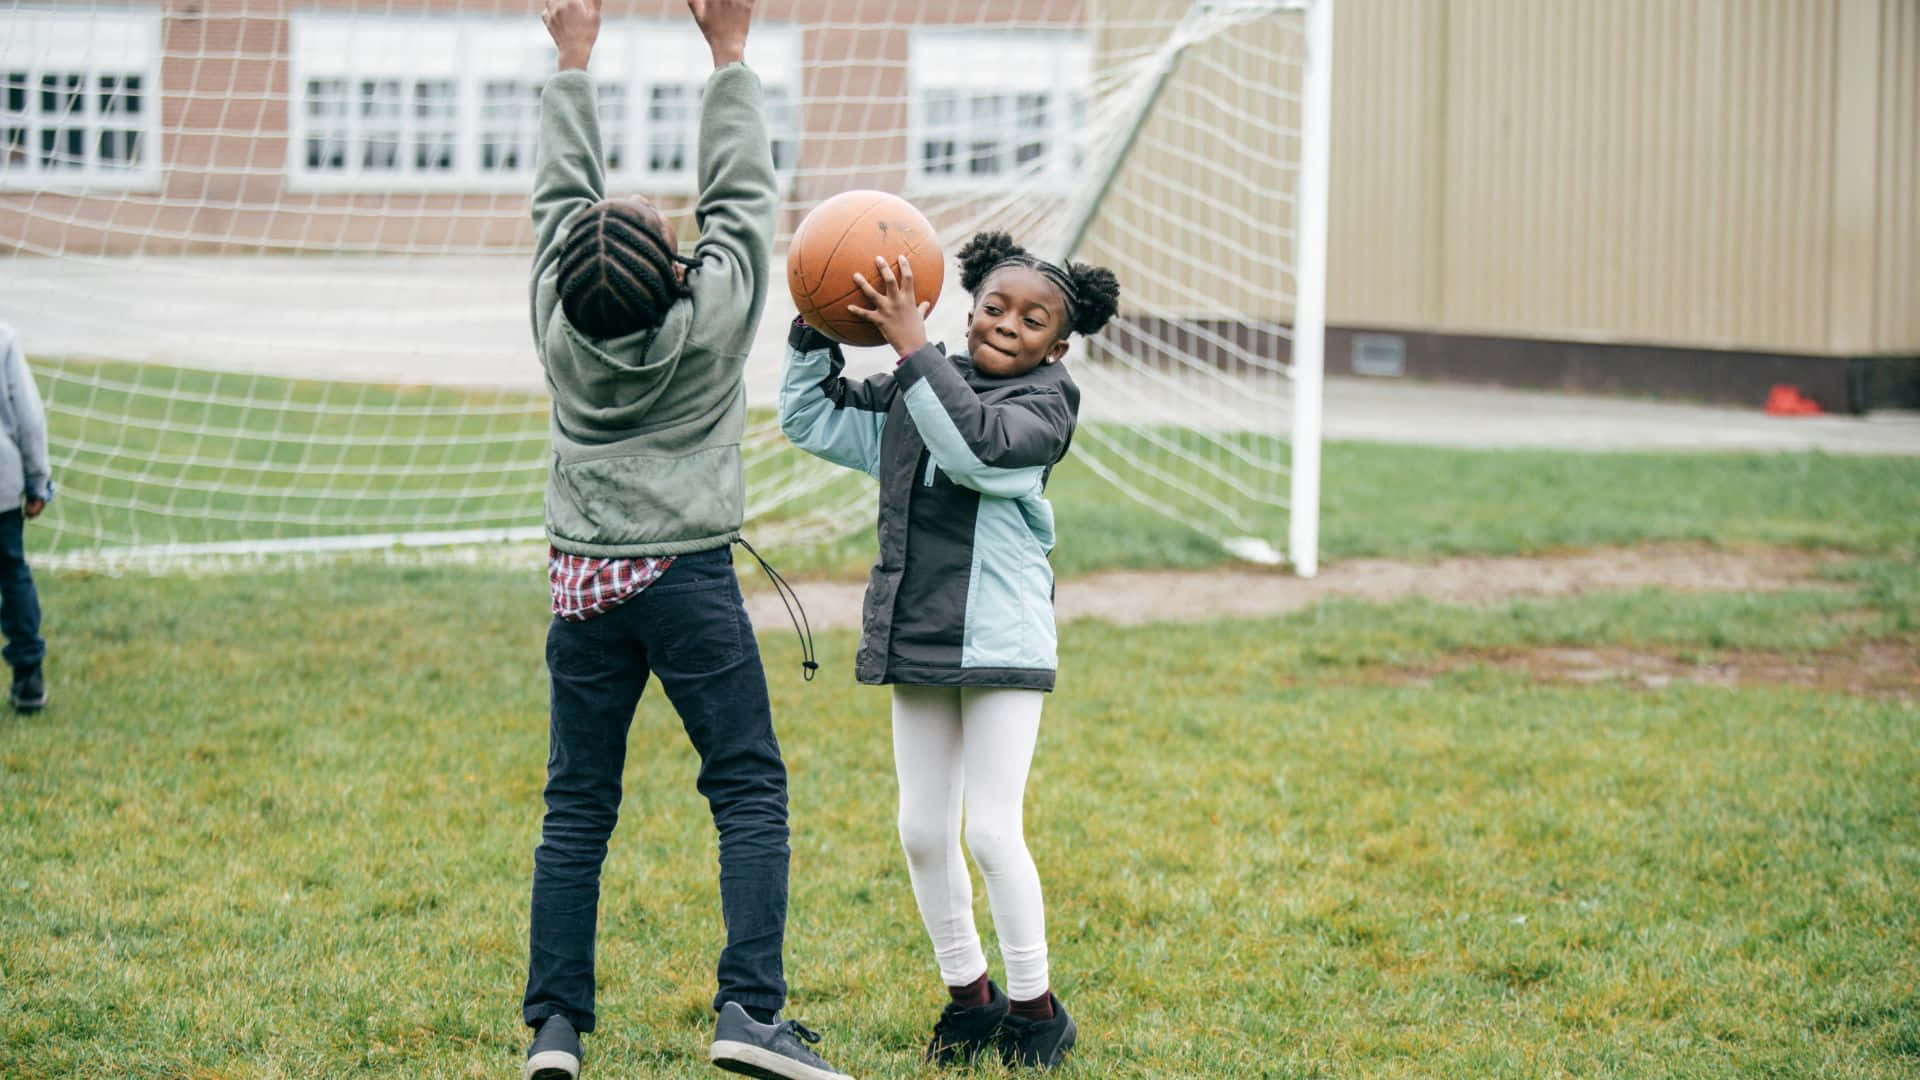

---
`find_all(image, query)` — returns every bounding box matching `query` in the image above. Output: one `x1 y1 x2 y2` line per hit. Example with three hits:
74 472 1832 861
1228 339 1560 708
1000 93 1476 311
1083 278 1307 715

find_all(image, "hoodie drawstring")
734 537 818 681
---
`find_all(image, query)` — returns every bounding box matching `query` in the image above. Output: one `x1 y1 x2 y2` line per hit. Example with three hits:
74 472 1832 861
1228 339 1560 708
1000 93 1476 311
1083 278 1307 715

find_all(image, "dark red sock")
1009 990 1054 1021
948 972 991 1008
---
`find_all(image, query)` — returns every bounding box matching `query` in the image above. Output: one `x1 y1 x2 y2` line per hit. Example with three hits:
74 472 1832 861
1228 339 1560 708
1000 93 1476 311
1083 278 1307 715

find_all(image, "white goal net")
0 0 1327 574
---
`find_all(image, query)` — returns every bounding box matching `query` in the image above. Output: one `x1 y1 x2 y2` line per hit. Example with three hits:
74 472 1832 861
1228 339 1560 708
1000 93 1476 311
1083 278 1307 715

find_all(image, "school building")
3 0 1916 411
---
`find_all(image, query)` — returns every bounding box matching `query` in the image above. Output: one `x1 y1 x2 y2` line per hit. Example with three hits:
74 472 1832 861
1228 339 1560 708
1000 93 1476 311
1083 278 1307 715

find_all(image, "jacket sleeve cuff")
788 316 841 353
894 343 945 390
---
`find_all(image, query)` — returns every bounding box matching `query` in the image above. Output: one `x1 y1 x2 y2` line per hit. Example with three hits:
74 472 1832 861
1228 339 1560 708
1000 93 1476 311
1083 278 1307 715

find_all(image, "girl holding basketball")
779 232 1119 1070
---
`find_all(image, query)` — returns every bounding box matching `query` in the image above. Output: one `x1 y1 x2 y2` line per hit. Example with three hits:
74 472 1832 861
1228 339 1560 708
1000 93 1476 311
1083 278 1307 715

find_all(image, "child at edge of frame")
0 321 51 716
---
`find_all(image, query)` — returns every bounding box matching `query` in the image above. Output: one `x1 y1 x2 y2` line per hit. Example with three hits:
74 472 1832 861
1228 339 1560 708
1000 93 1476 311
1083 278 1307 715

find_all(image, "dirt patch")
1384 641 1918 700
744 542 1851 631
743 544 1914 698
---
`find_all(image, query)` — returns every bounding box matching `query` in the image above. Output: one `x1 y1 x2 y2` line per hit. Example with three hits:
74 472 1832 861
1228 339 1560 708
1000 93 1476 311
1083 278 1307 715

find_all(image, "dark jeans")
523 545 790 1034
0 509 42 674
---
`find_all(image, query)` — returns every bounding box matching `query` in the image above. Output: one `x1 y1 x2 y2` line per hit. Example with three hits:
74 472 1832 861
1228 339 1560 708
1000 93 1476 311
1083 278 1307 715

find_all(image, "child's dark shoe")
9 665 44 713
926 979 1009 1065
524 1013 582 1080
997 992 1074 1070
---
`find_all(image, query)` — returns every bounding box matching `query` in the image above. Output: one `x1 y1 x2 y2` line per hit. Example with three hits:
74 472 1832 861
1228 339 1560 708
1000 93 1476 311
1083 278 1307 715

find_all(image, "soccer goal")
0 0 1329 575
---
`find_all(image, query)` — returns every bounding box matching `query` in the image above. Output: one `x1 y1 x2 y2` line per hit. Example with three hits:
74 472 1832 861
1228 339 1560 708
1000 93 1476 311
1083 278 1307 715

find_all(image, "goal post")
0 0 1329 575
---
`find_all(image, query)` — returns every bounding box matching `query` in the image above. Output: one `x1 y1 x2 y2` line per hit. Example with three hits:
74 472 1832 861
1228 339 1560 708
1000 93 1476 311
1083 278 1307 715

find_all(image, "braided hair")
555 199 694 340
956 231 1121 339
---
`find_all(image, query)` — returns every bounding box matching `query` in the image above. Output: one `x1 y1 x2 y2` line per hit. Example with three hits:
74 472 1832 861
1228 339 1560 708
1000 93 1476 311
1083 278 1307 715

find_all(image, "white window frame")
288 13 799 194
0 8 164 191
907 30 1089 194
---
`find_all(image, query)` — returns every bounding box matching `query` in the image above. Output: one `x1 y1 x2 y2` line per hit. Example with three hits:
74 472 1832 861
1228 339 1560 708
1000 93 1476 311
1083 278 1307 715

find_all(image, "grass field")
2 556 1916 1078
6 359 1918 1077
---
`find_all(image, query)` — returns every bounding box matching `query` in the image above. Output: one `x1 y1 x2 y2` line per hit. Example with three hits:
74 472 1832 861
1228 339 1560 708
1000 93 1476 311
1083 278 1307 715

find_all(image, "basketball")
787 190 944 347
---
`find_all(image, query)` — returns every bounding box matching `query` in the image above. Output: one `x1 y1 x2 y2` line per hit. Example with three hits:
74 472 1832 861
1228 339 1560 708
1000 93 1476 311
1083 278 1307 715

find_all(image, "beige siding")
1331 0 1917 355
1433 0 1834 350
1880 0 1920 349
1327 0 1445 329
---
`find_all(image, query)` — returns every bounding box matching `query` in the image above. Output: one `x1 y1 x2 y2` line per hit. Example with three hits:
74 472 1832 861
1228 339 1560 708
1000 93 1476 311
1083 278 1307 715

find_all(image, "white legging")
891 684 1051 1002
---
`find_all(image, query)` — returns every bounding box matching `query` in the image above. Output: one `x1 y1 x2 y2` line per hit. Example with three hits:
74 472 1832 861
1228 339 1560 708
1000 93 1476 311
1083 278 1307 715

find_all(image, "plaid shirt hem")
548 547 674 621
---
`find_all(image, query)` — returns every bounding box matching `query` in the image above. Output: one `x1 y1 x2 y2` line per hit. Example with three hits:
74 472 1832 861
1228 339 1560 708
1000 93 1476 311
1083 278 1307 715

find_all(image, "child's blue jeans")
523 545 790 1033
0 508 43 674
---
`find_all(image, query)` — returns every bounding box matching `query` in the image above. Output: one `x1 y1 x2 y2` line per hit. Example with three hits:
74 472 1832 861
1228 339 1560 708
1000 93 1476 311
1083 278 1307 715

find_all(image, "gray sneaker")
709 1002 852 1080
524 1013 581 1080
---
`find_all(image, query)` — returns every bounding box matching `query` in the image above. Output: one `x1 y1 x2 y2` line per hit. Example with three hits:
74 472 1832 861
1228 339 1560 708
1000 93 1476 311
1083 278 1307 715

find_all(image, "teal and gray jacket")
779 322 1080 690
530 64 775 556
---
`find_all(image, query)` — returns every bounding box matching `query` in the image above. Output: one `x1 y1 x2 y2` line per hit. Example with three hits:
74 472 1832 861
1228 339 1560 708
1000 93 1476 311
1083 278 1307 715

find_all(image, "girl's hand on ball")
849 255 931 355
543 0 602 69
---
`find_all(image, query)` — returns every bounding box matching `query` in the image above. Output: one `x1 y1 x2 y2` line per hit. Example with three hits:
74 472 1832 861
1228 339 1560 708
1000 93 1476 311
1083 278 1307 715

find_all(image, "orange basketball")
787 190 944 347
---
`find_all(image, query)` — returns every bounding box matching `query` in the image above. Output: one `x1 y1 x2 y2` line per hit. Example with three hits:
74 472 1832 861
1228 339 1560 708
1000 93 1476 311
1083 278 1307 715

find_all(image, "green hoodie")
530 64 776 556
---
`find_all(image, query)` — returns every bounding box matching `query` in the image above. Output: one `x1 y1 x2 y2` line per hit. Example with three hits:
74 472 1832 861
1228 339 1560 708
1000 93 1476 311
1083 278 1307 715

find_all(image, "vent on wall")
1352 333 1406 377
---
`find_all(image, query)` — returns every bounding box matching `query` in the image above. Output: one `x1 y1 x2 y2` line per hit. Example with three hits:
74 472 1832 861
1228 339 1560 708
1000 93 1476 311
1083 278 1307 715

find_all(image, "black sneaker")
926 980 1009 1066
997 993 1075 1070
709 1001 852 1080
524 1013 582 1080
9 666 44 714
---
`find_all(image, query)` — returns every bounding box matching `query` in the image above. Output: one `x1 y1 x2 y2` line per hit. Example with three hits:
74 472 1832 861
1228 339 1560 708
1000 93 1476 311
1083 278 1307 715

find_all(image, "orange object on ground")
1764 384 1823 416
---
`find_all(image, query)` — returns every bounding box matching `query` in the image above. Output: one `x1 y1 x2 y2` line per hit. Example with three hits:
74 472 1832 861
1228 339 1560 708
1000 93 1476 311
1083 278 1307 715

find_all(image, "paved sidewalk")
4 254 1916 455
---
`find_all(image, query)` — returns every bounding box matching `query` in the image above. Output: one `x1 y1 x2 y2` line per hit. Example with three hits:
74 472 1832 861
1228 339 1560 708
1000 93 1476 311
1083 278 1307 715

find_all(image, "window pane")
94 73 147 168
41 127 86 171
764 84 797 172
306 78 348 169
39 74 85 170
40 73 82 117
647 83 690 172
925 89 957 127
359 78 401 170
413 79 456 171
2 126 26 173
596 82 627 172
967 139 999 176
480 79 538 171
1016 92 1048 130
8 72 31 115
921 139 956 176
98 129 142 168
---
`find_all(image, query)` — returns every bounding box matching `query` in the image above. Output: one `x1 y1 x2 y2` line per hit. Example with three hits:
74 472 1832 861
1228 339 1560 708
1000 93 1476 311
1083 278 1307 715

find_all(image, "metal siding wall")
1327 0 1444 328
1881 0 1920 349
1428 0 1834 351
1322 0 1920 355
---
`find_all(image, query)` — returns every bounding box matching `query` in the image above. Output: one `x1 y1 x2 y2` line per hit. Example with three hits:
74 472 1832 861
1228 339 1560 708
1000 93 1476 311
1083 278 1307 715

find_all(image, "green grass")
33 358 1920 572
3 558 1916 1077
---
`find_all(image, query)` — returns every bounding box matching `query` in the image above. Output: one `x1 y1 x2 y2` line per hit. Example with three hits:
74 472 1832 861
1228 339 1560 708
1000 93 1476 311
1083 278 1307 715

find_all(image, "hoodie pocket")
549 444 744 546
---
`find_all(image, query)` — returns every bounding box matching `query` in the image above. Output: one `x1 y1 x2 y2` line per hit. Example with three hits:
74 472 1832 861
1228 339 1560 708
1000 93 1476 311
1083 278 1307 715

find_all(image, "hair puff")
957 231 1027 293
1066 262 1121 336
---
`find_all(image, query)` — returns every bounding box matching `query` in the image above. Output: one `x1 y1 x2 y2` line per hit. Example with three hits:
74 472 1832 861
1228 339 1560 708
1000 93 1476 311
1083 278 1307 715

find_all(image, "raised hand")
688 0 753 68
542 0 601 71
848 255 932 356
